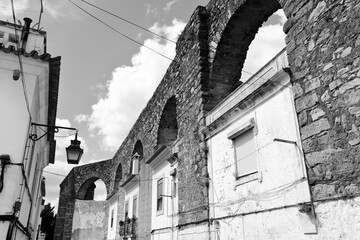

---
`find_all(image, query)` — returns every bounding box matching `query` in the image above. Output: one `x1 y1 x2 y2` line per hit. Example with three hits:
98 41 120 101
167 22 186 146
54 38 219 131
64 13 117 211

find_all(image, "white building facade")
146 145 179 240
0 19 60 240
203 49 317 239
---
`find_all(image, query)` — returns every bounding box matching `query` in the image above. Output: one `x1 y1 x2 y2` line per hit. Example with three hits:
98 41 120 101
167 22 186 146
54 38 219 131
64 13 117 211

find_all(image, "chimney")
21 17 32 51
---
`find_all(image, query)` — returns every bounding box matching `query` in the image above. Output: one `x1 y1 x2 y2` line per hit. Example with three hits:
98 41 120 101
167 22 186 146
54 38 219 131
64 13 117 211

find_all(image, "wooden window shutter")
234 128 257 178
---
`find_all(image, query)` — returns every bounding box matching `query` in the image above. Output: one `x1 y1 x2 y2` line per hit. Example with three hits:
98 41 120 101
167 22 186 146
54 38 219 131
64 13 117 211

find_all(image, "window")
125 201 129 220
156 178 164 214
228 119 257 179
133 195 138 217
110 209 114 228
172 178 177 198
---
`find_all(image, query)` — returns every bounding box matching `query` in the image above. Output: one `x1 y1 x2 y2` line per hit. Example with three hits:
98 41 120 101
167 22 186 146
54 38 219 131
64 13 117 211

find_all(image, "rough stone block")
312 184 337 200
296 93 319 112
310 108 325 121
304 77 321 93
301 118 331 140
308 1 327 22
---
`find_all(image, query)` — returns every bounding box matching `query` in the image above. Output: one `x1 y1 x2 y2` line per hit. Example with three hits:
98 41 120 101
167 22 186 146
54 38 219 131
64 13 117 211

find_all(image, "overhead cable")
10 0 32 118
68 0 173 61
43 170 67 177
79 0 177 44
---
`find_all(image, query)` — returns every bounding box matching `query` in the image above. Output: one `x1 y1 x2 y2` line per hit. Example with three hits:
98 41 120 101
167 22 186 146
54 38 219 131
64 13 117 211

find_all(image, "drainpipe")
21 17 32 51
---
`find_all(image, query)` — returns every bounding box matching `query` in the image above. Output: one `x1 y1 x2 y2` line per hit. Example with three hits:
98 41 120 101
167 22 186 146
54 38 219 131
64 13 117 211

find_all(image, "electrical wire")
10 0 32 118
79 0 176 44
43 170 67 177
71 1 289 81
68 0 173 61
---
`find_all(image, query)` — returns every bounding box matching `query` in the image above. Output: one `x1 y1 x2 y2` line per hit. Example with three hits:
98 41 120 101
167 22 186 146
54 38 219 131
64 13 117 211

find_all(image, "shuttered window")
234 128 257 178
125 201 129 220
133 195 138 217
156 178 164 214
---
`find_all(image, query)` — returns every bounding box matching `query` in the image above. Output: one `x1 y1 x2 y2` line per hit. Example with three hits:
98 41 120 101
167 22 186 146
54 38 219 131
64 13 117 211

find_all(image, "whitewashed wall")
0 37 50 240
107 195 118 240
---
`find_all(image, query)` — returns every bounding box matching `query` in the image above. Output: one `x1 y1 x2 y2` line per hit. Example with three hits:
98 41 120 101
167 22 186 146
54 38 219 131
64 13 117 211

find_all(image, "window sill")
234 172 259 187
156 210 164 217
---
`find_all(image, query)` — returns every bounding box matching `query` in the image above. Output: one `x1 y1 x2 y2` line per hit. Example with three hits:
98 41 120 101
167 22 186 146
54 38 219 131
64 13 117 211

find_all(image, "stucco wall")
72 200 109 240
107 196 118 240
211 197 360 240
0 23 59 239
207 74 311 217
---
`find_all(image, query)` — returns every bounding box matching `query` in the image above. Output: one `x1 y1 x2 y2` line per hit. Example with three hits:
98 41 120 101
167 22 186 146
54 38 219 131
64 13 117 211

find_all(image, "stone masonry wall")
55 0 360 239
54 159 114 240
285 0 360 200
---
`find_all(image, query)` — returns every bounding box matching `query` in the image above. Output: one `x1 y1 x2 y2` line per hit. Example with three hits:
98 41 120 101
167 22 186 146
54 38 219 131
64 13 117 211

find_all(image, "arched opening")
208 0 285 110
93 179 107 201
156 96 178 147
240 9 287 83
113 163 123 193
77 177 108 201
132 140 144 157
131 140 144 174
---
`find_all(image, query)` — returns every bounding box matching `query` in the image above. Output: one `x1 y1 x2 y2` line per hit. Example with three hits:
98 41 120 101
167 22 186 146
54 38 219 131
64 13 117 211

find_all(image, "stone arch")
77 176 108 200
207 0 286 110
156 96 178 147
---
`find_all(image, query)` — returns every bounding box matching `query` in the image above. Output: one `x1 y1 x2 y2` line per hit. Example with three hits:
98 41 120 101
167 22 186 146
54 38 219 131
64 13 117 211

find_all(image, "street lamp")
29 123 83 164
66 132 83 165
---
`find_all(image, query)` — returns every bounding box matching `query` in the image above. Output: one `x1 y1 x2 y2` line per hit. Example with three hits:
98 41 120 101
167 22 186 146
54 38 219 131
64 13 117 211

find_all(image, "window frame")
156 178 164 215
227 118 258 181
124 200 129 220
110 209 114 229
132 195 138 218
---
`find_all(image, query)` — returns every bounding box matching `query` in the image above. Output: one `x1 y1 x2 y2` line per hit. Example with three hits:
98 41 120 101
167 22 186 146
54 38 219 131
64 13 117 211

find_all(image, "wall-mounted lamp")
29 123 83 165
66 132 83 165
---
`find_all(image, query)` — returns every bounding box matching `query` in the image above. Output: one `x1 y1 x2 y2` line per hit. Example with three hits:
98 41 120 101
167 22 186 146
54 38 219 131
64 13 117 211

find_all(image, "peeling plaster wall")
71 200 109 240
211 197 360 240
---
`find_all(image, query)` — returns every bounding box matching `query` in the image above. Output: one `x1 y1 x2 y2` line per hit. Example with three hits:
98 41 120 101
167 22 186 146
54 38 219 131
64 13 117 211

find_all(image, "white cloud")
0 0 79 23
76 19 185 151
144 3 159 17
0 0 29 17
164 0 178 11
275 9 287 25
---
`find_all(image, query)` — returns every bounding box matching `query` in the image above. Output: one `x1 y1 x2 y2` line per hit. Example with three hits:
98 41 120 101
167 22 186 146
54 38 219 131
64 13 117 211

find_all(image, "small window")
110 209 114 228
133 195 138 217
172 178 177 198
233 128 257 178
125 201 129 220
156 178 164 214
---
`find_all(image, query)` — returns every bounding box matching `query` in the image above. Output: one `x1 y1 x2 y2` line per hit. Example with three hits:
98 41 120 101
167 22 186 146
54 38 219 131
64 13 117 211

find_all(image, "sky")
0 0 286 212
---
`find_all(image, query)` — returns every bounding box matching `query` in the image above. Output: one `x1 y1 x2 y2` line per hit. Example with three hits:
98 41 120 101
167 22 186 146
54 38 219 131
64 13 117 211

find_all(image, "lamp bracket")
29 123 78 142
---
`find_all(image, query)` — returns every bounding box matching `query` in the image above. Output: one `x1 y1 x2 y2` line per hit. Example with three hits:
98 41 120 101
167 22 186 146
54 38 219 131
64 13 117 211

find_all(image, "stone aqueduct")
55 0 360 239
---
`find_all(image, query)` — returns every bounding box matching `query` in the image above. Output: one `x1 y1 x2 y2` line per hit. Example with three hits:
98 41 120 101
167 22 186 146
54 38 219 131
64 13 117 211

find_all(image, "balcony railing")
119 217 137 238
